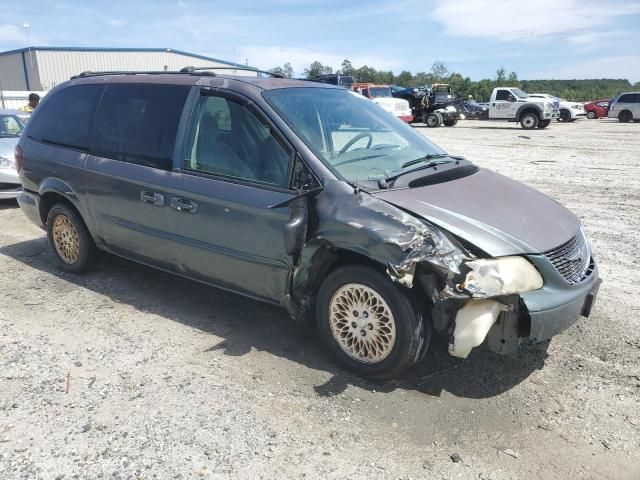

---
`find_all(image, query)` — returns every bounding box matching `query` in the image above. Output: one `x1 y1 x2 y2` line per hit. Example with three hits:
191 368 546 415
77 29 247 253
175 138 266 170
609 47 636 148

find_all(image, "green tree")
355 65 377 83
495 67 507 86
395 70 413 86
340 59 355 77
303 61 332 79
283 62 293 79
431 61 449 82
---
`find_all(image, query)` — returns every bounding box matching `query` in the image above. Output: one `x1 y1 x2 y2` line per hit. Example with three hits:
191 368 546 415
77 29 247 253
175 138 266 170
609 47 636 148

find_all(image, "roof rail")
70 66 283 80
179 66 284 78
70 70 214 79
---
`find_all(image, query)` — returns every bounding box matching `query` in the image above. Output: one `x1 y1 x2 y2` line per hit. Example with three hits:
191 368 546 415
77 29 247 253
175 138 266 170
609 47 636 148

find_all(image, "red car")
584 99 610 119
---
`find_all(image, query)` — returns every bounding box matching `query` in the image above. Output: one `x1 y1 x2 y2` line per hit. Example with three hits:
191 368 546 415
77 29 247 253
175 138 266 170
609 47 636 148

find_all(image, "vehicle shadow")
0 237 548 400
0 199 19 210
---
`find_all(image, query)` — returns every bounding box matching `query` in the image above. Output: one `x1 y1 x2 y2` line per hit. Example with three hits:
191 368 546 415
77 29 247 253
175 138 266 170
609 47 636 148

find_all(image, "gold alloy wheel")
329 283 396 363
52 214 80 264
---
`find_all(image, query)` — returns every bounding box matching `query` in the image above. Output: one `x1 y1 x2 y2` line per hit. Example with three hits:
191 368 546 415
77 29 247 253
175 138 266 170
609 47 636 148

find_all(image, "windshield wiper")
401 153 452 168
378 154 464 189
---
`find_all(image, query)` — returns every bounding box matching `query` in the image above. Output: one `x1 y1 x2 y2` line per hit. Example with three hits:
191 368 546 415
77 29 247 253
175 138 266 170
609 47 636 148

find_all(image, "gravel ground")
1 118 639 479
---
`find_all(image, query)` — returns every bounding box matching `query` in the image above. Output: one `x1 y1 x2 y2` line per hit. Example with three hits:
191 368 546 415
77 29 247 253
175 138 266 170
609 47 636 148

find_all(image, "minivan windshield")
264 88 447 185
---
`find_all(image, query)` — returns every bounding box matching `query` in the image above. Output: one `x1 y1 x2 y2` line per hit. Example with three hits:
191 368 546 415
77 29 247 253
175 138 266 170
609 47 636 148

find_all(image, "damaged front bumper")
448 253 601 358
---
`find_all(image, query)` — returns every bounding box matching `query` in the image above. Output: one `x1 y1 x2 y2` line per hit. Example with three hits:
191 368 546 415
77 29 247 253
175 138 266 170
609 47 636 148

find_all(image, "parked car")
528 94 585 122
16 70 601 380
607 92 640 122
352 83 414 123
459 99 489 120
488 87 559 128
584 99 610 119
0 109 25 199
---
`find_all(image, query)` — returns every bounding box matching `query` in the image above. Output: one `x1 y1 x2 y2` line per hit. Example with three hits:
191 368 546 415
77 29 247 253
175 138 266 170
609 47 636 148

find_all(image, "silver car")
607 92 640 123
0 109 25 199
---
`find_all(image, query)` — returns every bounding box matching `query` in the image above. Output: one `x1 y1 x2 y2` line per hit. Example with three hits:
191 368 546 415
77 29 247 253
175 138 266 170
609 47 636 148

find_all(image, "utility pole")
24 23 34 68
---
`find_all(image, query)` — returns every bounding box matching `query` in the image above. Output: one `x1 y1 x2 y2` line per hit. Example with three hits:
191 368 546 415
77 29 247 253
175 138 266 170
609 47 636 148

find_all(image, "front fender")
515 103 543 121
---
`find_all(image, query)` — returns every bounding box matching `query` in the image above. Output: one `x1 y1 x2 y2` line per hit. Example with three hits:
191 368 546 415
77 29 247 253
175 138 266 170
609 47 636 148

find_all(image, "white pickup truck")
488 87 559 129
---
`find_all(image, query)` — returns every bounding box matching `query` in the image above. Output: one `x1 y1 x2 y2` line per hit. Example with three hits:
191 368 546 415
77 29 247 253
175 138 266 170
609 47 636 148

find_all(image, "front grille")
543 232 591 284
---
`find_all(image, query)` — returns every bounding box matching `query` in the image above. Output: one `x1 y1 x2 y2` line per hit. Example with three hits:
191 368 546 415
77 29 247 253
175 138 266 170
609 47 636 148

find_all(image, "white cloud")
433 0 640 41
236 46 401 76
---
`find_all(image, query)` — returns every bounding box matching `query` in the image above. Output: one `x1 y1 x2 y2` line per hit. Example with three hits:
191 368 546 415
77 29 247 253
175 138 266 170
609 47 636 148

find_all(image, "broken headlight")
458 256 543 298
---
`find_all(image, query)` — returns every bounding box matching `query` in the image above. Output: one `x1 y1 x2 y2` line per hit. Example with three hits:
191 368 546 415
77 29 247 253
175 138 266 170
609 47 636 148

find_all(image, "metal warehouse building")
0 46 256 91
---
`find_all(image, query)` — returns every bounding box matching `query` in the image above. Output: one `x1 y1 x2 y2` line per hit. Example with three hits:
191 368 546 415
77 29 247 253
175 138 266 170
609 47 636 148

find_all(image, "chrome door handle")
170 197 198 213
140 191 164 206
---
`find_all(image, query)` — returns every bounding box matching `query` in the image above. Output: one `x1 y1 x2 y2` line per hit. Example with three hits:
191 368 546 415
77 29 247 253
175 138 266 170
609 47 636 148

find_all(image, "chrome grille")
543 232 591 284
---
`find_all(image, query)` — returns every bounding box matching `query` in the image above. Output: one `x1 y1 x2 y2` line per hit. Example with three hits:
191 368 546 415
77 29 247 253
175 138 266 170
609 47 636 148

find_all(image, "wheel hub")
329 284 396 363
52 214 80 264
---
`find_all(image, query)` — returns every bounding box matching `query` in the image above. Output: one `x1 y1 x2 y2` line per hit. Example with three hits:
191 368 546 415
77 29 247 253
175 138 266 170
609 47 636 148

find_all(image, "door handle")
170 196 198 214
140 191 164 206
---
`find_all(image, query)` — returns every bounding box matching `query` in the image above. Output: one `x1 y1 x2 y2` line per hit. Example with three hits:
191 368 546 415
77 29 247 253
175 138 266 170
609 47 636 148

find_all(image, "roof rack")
71 66 283 80
179 66 284 78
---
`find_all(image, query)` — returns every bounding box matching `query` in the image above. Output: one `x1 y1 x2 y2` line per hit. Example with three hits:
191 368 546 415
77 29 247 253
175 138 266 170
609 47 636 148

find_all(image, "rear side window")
26 84 103 151
92 84 190 170
617 94 637 103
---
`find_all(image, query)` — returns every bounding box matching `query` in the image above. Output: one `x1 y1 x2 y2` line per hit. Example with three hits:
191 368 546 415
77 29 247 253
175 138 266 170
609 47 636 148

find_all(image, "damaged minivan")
16 69 601 379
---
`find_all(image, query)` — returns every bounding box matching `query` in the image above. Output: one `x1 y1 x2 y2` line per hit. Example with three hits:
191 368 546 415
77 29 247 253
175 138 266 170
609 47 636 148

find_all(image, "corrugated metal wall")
35 50 255 90
0 53 30 90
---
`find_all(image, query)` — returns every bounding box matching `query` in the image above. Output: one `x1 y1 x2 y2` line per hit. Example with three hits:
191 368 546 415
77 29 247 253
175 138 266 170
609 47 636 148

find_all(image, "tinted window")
0 115 24 137
184 94 291 187
26 84 102 150
618 94 637 103
495 90 511 101
92 84 190 170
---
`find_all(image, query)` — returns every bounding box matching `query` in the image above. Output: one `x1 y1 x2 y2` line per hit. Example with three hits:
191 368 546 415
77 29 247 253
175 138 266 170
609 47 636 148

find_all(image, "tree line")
269 60 639 102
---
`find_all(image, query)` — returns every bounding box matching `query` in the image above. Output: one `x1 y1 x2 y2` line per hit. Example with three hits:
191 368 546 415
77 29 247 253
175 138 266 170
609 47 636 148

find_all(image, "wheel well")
39 192 78 226
518 108 539 121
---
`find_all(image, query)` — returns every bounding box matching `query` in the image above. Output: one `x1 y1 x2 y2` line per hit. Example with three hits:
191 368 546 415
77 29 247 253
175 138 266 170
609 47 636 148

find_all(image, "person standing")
20 93 40 112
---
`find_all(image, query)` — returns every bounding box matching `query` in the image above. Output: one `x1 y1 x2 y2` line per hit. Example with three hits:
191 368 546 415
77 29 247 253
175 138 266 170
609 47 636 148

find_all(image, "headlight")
458 256 543 297
0 155 15 168
571 104 582 109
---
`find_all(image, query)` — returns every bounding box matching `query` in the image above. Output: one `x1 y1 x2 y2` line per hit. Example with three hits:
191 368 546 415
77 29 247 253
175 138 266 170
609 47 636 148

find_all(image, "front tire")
538 119 551 129
46 203 96 273
425 112 443 128
558 109 571 122
520 112 539 129
587 111 596 119
316 265 428 380
443 118 458 127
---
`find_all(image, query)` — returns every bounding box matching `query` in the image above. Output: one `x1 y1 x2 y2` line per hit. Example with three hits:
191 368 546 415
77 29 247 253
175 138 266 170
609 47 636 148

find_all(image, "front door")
490 89 518 119
165 90 296 302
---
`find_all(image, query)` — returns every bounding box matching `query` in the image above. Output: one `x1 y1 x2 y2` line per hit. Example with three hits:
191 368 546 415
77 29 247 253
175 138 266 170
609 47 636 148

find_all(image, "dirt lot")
1 119 639 479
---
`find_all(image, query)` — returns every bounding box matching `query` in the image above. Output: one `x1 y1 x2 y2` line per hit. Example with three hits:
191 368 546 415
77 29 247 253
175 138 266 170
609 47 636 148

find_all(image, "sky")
1 0 640 82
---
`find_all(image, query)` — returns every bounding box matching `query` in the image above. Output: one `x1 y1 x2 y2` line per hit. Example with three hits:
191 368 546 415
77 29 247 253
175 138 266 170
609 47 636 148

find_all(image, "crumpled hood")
372 168 580 256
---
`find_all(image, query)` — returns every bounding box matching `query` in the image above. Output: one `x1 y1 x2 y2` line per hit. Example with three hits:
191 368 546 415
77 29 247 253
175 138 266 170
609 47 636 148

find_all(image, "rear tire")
520 112 539 129
316 265 428 380
426 112 443 128
587 111 596 119
46 203 96 273
618 110 633 123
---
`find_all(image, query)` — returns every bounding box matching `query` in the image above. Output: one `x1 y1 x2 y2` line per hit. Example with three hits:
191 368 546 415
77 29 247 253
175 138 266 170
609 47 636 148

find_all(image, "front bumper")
521 254 601 342
16 189 44 228
397 114 414 123
0 168 21 199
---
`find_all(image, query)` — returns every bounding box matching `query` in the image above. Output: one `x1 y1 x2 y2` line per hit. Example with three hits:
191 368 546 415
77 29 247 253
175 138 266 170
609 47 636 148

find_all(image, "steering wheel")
338 132 373 155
